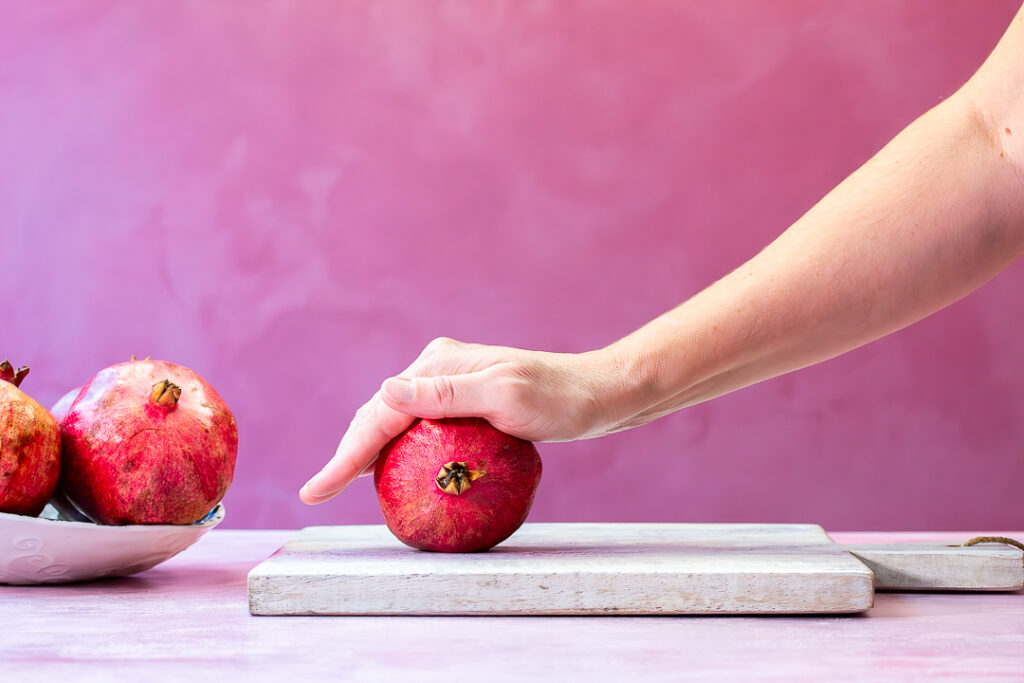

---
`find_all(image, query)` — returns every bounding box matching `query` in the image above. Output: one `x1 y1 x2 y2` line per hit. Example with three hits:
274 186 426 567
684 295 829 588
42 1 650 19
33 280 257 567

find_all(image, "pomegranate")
0 361 61 517
59 359 238 525
374 417 542 552
50 385 82 423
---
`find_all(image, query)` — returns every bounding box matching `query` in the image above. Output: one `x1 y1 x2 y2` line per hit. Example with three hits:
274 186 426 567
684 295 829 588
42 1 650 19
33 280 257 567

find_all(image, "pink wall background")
2 1 1022 531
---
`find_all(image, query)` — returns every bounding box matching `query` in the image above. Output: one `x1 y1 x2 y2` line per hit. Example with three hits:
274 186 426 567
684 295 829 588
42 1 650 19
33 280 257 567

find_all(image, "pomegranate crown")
150 379 182 408
0 360 29 388
435 461 486 495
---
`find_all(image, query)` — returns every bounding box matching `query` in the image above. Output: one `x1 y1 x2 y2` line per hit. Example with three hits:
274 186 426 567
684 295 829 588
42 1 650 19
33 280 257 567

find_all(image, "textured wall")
2 1 1021 530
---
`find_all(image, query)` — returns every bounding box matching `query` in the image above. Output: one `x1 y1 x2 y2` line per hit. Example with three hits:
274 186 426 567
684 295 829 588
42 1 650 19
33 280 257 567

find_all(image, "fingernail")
383 377 415 404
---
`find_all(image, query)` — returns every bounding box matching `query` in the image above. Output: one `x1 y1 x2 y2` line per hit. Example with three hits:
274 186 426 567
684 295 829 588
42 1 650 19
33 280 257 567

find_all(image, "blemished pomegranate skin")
0 361 61 517
374 417 542 552
59 359 238 525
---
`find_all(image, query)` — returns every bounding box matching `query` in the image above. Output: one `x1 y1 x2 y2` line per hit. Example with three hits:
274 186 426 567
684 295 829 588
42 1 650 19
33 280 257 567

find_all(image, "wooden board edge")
845 543 1024 592
246 569 874 617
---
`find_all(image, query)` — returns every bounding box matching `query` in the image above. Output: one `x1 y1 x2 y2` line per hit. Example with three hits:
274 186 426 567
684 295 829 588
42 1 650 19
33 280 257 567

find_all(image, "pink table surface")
3 530 1023 682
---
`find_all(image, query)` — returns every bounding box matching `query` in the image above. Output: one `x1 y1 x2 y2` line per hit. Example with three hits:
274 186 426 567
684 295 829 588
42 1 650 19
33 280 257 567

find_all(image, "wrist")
585 336 671 433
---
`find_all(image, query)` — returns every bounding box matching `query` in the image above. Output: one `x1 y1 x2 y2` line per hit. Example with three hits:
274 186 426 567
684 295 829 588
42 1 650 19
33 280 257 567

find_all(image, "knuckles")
425 336 459 353
410 336 464 372
430 375 458 410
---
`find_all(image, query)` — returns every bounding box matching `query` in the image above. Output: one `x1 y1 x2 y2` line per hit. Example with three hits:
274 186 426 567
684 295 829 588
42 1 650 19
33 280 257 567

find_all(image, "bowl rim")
0 502 226 530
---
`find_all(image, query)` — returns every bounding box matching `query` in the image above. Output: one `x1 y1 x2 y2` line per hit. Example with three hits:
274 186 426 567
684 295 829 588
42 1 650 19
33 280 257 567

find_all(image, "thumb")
380 372 496 419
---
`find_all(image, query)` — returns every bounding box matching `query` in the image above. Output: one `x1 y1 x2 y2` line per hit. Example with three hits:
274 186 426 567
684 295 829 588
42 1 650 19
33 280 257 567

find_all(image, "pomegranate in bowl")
59 359 238 525
0 361 61 517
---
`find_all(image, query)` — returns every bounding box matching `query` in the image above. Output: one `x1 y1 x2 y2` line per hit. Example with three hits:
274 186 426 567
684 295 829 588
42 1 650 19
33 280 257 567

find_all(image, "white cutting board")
248 523 876 615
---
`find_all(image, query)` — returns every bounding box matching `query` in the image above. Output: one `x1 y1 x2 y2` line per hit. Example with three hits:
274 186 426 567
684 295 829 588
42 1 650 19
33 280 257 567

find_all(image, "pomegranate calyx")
435 461 486 495
0 360 30 388
150 379 182 408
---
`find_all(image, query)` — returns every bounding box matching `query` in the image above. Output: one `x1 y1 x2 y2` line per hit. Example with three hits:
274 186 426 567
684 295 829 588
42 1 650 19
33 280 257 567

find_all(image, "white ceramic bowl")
0 503 225 585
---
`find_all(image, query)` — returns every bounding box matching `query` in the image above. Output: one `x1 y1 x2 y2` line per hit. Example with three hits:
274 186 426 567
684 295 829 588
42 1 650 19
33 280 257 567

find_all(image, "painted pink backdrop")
2 1 1021 530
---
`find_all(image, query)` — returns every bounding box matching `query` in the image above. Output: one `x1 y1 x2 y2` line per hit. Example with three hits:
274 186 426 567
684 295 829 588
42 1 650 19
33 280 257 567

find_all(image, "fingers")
302 337 508 504
380 368 501 420
410 336 503 377
299 391 415 505
356 460 377 478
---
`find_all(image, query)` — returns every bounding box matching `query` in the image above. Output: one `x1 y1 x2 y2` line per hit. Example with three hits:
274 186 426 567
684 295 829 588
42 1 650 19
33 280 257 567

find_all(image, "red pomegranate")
0 361 61 517
59 359 238 525
374 417 542 552
50 385 82 423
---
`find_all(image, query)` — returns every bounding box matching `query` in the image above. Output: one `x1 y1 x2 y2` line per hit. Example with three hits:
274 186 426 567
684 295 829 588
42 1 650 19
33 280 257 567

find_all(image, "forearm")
304 6 1024 502
604 92 1024 431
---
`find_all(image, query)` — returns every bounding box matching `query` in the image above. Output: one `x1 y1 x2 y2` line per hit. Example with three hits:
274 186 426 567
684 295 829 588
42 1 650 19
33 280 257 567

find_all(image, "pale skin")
301 5 1024 505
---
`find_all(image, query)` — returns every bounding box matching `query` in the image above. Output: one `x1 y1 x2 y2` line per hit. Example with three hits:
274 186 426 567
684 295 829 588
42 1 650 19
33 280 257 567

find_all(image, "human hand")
299 337 626 504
